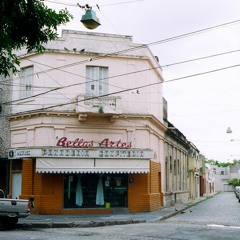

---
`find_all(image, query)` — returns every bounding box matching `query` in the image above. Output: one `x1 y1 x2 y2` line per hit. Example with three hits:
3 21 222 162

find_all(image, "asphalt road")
1 192 240 240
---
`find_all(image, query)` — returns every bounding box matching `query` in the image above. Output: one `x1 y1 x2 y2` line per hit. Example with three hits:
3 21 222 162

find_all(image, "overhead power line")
2 52 240 109
32 19 240 74
8 44 240 104
1 46 239 93
44 0 144 8
8 63 240 114
161 49 240 68
2 19 240 110
1 18 239 85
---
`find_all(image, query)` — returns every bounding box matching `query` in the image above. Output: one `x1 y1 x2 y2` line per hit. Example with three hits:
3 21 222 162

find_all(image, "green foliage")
218 162 233 167
0 0 72 76
205 159 234 167
228 178 240 187
232 159 240 164
205 159 217 165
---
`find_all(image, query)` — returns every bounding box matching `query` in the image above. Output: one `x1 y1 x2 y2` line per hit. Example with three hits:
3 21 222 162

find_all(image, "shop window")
63 173 128 209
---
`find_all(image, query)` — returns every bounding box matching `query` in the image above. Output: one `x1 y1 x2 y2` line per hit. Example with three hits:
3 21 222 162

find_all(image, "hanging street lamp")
78 4 101 30
226 127 233 134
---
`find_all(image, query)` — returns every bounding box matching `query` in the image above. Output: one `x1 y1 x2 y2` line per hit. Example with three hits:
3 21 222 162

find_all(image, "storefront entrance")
63 173 128 208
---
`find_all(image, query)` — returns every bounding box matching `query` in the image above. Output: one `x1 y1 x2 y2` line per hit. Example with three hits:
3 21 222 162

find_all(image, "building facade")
199 154 206 197
7 30 166 214
0 75 11 194
188 143 201 199
205 163 215 195
163 116 190 207
213 162 240 192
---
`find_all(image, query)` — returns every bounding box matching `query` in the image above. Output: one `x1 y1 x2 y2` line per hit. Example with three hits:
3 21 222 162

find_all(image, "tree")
204 159 233 167
228 178 240 187
0 0 72 77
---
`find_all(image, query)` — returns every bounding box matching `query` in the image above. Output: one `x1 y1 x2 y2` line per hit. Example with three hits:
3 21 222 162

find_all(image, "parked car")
235 186 240 201
0 189 30 229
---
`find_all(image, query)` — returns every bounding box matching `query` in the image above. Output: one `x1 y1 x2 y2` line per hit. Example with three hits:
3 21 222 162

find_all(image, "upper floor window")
178 159 180 174
86 66 108 96
174 159 177 175
170 156 172 173
20 66 33 98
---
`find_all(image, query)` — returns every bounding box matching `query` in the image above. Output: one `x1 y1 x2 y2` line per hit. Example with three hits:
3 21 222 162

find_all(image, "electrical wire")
161 49 240 68
3 46 239 91
44 0 144 8
4 55 239 106
1 18 239 86
1 17 240 127
7 62 240 115
5 60 240 144
1 16 239 158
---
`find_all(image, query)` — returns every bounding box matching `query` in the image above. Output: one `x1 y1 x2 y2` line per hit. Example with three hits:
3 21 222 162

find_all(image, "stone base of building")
164 191 189 207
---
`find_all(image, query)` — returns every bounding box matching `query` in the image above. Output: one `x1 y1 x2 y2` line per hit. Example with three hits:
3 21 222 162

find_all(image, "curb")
17 219 146 229
17 194 217 229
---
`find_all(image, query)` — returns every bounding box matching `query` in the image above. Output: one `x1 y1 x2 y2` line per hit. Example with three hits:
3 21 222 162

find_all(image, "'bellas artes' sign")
56 137 132 149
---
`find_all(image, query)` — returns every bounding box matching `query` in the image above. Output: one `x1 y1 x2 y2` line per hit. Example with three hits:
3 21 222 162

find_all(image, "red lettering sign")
56 137 132 149
56 137 93 148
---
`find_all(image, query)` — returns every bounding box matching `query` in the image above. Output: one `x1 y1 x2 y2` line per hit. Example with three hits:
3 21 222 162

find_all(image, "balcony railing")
76 94 122 114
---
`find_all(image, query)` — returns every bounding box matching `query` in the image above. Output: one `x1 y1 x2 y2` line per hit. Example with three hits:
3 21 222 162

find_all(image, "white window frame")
86 66 108 96
20 66 33 98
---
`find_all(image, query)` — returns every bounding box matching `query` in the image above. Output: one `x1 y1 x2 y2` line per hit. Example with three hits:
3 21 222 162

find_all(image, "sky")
45 0 240 162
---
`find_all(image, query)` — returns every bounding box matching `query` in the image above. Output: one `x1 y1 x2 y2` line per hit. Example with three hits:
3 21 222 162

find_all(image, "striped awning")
36 158 150 174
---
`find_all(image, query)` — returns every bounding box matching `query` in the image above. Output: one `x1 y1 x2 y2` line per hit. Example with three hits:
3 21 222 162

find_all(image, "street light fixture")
78 4 101 30
226 127 232 134
81 9 101 29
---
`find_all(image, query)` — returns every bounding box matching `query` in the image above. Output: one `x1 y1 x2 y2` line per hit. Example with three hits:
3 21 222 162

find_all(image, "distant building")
213 165 232 192
205 163 215 195
188 142 201 199
199 154 206 197
229 162 240 179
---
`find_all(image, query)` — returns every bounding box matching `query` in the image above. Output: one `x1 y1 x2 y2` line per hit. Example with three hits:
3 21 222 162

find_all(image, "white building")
7 30 168 214
213 162 240 192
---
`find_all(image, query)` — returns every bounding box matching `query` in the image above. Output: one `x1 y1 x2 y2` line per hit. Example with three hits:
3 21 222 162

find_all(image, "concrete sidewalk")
17 194 216 228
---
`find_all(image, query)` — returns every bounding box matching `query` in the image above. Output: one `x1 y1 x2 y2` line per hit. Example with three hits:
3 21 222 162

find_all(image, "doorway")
12 172 22 199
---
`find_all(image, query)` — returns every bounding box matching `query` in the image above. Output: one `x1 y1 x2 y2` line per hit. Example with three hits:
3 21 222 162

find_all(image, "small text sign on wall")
8 148 153 160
